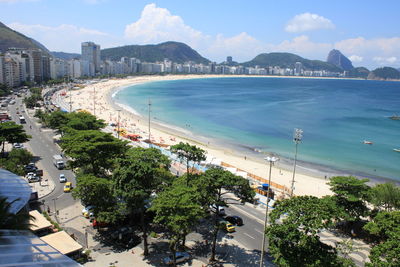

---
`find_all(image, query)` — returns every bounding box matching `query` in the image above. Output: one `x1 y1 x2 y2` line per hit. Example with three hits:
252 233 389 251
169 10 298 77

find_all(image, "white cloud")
272 35 332 59
349 55 363 62
285 13 335 33
7 22 118 52
373 56 398 64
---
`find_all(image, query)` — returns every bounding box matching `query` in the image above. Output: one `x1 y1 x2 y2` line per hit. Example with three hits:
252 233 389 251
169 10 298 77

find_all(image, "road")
7 94 77 213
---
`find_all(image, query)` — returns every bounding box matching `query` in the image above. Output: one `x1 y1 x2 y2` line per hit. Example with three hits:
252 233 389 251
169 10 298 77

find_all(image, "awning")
0 168 32 214
40 231 83 255
29 210 52 232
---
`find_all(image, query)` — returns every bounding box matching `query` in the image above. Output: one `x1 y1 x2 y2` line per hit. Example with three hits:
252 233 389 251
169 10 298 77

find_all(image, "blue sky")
1 0 400 69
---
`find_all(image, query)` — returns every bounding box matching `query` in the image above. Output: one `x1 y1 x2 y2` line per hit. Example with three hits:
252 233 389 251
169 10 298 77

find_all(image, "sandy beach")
64 75 333 198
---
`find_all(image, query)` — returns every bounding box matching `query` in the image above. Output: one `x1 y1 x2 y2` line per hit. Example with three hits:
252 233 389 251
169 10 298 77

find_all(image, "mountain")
0 21 49 53
51 51 81 60
368 67 400 80
242 52 342 72
347 67 370 79
326 49 354 71
101 41 210 64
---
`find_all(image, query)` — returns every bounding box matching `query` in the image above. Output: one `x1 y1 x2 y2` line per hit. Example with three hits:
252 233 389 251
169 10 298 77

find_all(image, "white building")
81 42 100 73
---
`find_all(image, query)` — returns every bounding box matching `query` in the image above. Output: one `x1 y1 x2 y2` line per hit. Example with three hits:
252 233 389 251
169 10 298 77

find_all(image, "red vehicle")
92 219 108 228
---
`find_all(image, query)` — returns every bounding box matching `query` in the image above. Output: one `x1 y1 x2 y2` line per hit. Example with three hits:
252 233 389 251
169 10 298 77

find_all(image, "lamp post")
260 156 279 267
117 109 121 139
148 99 152 143
290 128 303 197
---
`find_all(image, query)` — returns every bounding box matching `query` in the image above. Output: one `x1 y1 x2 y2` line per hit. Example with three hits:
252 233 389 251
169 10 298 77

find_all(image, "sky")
1 0 400 69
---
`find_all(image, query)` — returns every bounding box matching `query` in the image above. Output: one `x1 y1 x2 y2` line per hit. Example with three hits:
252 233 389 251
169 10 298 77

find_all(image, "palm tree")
0 197 34 234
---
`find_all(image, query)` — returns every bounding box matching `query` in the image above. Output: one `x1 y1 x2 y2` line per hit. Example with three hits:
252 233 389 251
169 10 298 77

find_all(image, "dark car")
225 215 243 226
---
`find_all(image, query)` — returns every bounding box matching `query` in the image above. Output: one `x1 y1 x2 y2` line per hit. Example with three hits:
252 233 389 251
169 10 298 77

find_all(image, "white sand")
65 75 333 198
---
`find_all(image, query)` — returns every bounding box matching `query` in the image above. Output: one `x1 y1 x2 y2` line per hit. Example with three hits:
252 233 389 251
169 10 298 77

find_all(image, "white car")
59 173 67 183
13 143 23 149
163 252 191 265
26 172 40 183
82 205 95 218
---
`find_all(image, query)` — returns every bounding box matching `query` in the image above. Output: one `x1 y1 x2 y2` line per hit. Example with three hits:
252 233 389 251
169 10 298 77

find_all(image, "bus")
19 116 26 124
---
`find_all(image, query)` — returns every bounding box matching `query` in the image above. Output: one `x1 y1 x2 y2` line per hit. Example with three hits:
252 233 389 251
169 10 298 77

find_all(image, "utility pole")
148 99 151 143
117 109 121 139
290 128 303 197
93 87 96 116
260 156 279 267
69 76 72 112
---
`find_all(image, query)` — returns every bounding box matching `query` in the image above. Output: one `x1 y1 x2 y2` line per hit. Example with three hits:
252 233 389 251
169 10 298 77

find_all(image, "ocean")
114 77 400 181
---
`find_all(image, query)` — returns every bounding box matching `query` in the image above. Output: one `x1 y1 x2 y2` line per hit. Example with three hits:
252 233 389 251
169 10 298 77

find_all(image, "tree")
64 112 106 131
0 121 30 156
150 183 204 266
46 110 69 130
266 196 353 266
369 183 400 211
113 147 172 256
0 197 33 233
72 173 118 223
60 130 128 177
364 211 400 266
170 142 206 184
0 148 34 175
195 167 254 261
328 176 370 222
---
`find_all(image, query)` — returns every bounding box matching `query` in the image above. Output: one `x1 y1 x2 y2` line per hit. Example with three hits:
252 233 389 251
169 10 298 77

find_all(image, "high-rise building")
0 55 5 85
81 42 100 74
227 56 233 64
295 62 303 76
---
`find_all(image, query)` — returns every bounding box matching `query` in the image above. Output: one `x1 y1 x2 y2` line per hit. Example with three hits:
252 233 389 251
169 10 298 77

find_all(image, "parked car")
26 172 40 183
13 143 23 149
59 174 67 183
63 182 72 192
163 252 191 265
92 219 108 228
209 204 226 216
219 220 235 232
24 163 37 173
225 215 244 226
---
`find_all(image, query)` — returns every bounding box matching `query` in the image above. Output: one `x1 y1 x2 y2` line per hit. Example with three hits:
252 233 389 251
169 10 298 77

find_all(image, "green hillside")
242 52 342 72
101 41 210 64
347 67 370 79
369 67 400 80
0 21 49 53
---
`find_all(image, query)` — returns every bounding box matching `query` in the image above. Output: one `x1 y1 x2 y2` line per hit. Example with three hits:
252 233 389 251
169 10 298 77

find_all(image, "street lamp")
260 156 279 267
117 109 121 139
290 128 303 197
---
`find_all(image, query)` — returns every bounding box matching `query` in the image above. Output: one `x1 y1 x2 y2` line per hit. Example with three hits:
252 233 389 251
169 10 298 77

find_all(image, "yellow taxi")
63 182 72 193
219 220 235 232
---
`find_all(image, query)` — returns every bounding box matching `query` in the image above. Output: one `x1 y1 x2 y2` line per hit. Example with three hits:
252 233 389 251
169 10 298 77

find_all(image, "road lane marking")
255 229 264 235
243 233 255 239
229 204 264 225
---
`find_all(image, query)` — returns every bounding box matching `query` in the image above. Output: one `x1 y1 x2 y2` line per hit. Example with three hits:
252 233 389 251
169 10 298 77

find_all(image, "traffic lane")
224 205 264 251
224 197 265 223
9 98 76 209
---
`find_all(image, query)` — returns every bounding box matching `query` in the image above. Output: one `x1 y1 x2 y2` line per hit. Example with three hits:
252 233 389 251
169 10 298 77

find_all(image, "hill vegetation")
51 51 80 60
368 67 400 80
101 41 210 64
242 52 342 72
347 67 370 79
327 49 354 71
0 21 49 53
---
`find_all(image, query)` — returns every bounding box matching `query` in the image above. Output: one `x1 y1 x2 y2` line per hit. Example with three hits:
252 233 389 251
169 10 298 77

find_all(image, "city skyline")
1 0 400 69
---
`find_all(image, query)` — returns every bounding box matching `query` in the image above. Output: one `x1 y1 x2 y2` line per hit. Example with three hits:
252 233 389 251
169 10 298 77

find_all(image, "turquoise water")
114 77 400 181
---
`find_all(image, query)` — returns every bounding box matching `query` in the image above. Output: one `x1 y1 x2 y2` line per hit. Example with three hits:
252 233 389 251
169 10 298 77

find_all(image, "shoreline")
66 74 387 197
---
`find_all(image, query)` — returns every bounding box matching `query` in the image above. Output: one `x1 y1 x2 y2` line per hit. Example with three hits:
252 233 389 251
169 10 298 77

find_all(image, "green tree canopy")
328 176 371 221
112 147 172 255
64 112 106 131
195 167 255 261
267 196 353 267
0 148 34 175
150 183 204 266
170 142 206 183
369 183 400 211
60 130 128 177
0 121 30 156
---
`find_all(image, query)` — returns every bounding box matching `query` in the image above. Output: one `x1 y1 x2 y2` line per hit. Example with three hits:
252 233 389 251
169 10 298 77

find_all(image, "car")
219 220 235 232
225 215 244 226
63 182 72 192
92 219 108 228
209 204 226 216
13 143 23 149
163 252 191 265
26 172 40 183
82 205 95 218
24 163 37 173
59 173 67 183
